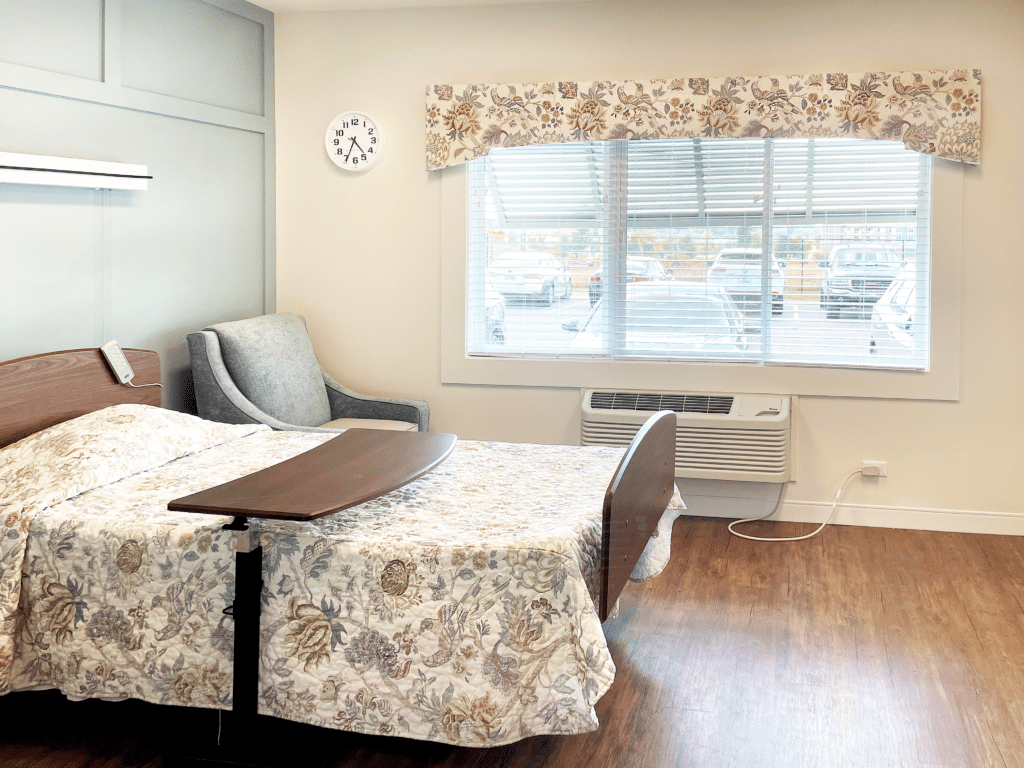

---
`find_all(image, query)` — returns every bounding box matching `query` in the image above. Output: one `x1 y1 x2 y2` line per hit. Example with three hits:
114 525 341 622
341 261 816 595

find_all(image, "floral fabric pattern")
425 69 982 169
0 405 264 692
255 437 683 745
1 417 683 748
0 404 266 515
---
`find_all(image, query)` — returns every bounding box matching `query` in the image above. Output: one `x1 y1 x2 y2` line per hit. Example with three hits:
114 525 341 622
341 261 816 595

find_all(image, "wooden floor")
4 516 1024 768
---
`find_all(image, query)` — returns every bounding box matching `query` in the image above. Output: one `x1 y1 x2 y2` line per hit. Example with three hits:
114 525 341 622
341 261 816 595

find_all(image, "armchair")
188 313 428 433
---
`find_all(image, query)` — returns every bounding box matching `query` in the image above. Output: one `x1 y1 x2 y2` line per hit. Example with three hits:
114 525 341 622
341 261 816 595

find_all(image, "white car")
485 251 573 305
706 248 784 316
869 274 920 357
565 283 746 356
588 257 669 306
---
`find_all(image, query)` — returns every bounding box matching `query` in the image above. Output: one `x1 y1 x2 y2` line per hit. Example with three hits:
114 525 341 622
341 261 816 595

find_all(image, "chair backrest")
207 313 331 427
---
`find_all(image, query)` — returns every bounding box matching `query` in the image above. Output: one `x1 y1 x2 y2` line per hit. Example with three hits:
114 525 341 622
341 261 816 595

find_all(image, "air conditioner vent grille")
581 422 789 477
590 391 734 415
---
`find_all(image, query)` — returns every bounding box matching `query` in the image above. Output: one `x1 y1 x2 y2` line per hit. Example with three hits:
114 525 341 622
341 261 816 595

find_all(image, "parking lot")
498 289 876 357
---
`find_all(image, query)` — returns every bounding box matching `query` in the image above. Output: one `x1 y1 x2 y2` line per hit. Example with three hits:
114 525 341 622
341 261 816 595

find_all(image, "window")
465 138 931 370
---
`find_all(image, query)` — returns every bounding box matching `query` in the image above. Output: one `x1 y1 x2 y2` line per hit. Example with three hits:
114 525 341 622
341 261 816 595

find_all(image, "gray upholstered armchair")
187 313 429 433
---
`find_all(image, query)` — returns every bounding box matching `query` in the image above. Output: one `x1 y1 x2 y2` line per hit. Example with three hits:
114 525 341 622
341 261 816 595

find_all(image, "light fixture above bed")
0 150 151 190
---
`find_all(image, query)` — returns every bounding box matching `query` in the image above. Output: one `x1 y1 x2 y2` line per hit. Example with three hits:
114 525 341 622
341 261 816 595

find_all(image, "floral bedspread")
0 405 682 747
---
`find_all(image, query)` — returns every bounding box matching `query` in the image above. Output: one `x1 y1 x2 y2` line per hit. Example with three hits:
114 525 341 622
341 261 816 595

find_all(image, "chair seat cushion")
321 417 417 432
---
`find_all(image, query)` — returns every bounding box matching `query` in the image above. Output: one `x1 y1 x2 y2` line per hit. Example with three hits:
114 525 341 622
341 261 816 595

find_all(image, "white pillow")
0 404 267 514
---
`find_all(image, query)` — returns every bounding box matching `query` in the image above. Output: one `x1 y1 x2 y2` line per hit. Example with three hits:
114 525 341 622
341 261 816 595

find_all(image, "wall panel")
0 0 103 81
0 183 104 356
109 117 266 407
122 0 265 115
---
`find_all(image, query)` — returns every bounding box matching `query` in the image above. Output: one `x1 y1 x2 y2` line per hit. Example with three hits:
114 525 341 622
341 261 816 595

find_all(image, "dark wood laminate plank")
890 532 1002 767
4 518 1024 768
921 531 1024 766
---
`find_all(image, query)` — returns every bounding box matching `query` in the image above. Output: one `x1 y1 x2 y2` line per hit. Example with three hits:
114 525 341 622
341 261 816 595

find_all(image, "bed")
0 348 683 748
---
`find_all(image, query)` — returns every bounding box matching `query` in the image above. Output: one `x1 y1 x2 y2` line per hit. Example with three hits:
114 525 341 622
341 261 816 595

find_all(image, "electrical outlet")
862 460 888 477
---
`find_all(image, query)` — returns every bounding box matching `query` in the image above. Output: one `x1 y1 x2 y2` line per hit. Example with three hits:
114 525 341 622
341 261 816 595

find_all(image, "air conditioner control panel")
735 395 788 419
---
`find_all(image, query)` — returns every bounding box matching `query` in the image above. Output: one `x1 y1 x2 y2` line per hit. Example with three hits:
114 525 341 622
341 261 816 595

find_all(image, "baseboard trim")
682 498 1024 536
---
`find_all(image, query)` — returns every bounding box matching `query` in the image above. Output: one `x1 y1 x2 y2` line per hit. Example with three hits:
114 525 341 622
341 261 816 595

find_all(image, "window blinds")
467 137 930 370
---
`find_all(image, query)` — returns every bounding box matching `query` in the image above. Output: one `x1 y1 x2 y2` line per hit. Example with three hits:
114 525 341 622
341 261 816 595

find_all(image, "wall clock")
325 111 384 172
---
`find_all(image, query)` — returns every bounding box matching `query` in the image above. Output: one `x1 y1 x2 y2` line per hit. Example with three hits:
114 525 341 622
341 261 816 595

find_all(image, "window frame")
440 152 963 401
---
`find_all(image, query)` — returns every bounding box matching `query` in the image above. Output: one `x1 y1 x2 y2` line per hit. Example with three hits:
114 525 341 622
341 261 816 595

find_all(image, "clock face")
325 112 384 172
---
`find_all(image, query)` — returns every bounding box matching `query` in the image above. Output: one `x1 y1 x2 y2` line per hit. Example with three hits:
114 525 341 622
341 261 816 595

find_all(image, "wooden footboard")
599 410 676 621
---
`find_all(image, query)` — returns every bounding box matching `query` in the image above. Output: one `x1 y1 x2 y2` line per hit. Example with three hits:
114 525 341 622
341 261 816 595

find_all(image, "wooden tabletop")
167 428 457 521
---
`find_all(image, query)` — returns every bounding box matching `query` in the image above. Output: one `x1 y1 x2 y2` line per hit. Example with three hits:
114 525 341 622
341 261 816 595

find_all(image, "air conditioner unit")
581 389 791 483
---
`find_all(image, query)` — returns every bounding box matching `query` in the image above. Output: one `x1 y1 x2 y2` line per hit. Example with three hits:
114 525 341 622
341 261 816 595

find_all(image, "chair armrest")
322 369 430 431
189 331 339 434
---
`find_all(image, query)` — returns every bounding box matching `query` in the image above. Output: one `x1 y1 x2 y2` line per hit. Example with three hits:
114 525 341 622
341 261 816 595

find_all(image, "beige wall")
274 0 1024 521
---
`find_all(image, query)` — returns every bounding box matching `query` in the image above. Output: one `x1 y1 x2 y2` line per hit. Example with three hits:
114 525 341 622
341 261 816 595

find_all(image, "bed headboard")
0 348 161 448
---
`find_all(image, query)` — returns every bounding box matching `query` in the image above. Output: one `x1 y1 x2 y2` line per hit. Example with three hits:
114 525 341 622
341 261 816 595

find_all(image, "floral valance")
425 69 981 170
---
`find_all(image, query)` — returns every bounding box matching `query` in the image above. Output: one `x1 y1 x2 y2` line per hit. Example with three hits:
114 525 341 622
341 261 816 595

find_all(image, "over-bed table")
0 348 681 753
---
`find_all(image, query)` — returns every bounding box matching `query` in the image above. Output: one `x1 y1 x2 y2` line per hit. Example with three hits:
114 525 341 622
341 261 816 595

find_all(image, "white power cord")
727 469 863 542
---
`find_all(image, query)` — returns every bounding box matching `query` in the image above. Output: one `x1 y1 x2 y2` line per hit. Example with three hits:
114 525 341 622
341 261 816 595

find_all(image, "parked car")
706 248 784 316
484 278 505 344
819 244 903 318
588 257 669 306
485 251 572 305
869 273 920 357
564 282 746 356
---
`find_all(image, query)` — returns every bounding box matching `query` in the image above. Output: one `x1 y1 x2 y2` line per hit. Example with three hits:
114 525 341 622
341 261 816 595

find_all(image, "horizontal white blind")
627 138 765 227
467 138 929 370
773 138 924 221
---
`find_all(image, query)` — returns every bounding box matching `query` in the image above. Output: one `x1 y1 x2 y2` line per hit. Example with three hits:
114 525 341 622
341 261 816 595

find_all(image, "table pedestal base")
178 519 331 768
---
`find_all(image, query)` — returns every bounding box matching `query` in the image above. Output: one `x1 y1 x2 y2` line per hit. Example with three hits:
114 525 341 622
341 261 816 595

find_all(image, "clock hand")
344 137 358 161
351 138 366 154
